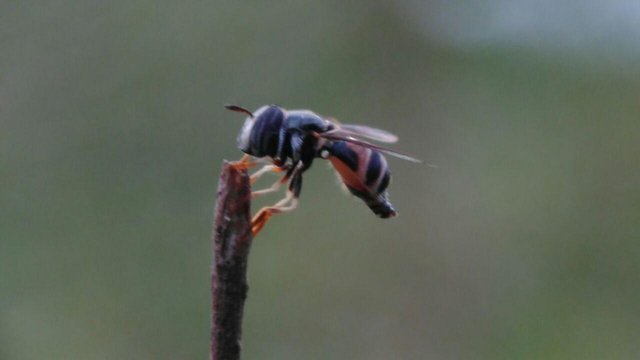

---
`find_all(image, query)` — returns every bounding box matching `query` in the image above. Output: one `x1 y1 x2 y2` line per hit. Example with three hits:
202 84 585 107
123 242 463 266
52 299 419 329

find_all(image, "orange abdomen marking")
329 156 367 192
326 141 396 218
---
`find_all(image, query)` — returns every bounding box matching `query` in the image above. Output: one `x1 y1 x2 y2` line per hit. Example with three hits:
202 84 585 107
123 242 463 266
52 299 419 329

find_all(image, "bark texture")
210 161 253 360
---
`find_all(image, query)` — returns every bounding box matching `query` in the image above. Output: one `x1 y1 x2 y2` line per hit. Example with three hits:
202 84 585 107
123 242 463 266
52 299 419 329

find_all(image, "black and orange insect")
225 104 421 235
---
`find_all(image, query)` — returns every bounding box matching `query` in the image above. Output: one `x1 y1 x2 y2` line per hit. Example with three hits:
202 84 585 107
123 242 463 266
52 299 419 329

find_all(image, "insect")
225 104 422 235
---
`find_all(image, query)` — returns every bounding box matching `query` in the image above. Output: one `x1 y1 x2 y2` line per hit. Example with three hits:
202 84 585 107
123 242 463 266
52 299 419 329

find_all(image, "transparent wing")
317 132 423 163
332 124 399 143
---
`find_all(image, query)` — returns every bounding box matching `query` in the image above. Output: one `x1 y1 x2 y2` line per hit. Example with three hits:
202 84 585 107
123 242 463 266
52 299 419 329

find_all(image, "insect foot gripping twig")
210 160 253 360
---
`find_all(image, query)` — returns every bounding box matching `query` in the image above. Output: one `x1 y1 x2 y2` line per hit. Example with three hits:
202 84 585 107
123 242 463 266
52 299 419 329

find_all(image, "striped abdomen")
326 141 397 218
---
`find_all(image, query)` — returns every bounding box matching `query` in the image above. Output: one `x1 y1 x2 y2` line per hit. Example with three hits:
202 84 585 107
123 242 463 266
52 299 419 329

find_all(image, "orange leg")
250 164 285 185
250 162 303 236
251 174 290 198
251 191 298 236
231 154 257 170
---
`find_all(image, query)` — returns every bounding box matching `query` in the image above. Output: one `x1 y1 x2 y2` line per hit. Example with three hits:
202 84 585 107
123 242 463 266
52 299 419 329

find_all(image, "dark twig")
210 161 253 360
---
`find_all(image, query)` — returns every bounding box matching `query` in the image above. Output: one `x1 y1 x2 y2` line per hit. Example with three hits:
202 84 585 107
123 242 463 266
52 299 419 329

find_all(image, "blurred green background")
2 1 639 359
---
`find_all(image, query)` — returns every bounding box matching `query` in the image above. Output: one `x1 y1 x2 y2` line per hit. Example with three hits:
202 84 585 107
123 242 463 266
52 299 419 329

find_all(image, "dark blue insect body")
229 104 411 220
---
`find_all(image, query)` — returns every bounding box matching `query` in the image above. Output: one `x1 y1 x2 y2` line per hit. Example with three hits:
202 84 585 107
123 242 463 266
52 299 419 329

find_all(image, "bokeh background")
2 1 639 359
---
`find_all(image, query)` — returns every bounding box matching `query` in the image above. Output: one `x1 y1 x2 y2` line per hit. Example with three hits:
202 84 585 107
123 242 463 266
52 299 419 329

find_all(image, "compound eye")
320 149 330 159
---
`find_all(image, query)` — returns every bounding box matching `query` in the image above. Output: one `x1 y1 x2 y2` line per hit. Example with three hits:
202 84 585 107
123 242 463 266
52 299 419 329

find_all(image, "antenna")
224 104 254 118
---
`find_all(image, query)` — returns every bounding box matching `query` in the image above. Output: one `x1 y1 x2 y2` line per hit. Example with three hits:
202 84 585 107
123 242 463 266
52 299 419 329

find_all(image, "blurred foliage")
1 1 639 359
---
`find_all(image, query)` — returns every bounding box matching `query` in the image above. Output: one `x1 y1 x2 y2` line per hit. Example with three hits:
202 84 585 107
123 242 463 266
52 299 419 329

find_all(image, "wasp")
225 104 422 235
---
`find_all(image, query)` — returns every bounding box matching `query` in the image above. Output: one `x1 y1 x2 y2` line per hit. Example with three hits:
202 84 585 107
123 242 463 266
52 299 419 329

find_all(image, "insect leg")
250 163 303 236
251 162 296 197
250 164 287 185
251 191 299 236
251 175 288 198
250 165 274 184
288 169 303 198
232 154 258 170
